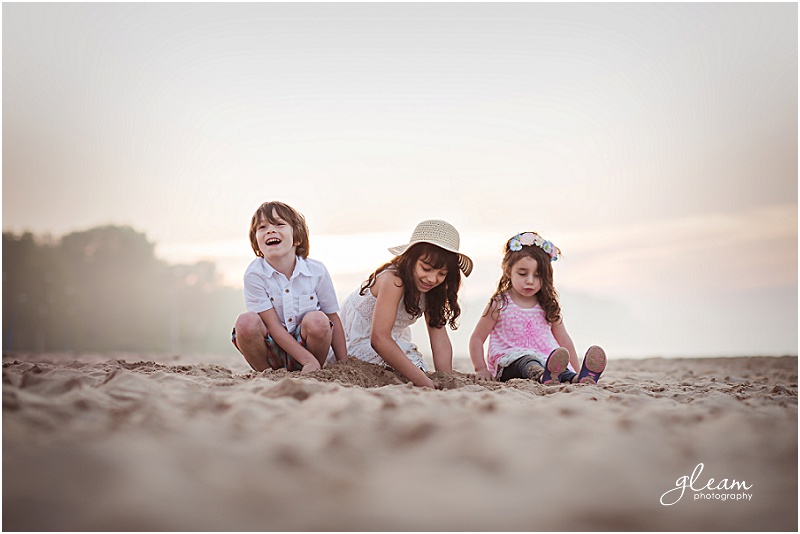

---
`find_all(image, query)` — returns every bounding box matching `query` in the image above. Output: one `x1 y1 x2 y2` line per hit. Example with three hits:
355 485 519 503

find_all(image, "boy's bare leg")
234 312 272 372
300 311 333 367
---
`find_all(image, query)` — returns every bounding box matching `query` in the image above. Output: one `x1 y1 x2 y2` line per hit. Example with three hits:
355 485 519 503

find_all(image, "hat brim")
388 241 473 277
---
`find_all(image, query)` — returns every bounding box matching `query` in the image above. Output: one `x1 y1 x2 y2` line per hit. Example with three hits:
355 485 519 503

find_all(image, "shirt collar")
293 256 312 279
261 256 312 280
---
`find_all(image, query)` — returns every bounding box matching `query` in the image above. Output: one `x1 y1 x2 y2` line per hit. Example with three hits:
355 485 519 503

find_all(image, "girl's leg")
233 312 274 372
575 345 607 384
498 355 543 382
541 347 570 385
559 369 578 383
300 311 334 366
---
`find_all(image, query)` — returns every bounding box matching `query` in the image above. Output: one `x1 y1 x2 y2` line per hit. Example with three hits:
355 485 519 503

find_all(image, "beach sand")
3 352 797 531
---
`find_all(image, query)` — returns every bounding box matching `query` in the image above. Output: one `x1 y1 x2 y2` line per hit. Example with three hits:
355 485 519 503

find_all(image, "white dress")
340 272 428 371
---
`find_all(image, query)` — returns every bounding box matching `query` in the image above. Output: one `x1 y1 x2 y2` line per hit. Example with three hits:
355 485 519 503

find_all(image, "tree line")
3 225 242 354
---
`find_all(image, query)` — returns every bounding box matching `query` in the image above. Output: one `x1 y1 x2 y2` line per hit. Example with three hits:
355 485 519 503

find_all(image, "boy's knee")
235 312 265 338
302 311 331 339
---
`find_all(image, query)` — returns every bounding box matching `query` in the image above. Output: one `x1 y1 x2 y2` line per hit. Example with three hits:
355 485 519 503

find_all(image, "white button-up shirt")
243 256 340 332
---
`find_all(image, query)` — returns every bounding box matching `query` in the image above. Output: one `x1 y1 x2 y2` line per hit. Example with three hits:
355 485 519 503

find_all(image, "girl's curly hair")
360 242 462 330
488 240 562 324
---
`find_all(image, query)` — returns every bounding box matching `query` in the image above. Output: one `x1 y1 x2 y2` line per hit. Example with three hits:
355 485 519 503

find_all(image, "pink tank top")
487 295 559 375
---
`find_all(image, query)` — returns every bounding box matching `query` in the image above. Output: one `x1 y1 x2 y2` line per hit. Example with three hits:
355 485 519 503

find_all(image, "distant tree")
3 232 57 351
3 225 243 354
56 225 170 351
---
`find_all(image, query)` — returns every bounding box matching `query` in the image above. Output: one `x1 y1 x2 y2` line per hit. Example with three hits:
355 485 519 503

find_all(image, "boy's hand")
300 360 321 374
474 369 494 382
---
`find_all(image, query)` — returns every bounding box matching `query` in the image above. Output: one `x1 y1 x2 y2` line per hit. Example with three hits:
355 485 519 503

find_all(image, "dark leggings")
498 354 577 383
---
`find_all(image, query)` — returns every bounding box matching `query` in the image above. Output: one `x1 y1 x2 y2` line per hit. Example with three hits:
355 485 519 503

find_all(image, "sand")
3 351 797 531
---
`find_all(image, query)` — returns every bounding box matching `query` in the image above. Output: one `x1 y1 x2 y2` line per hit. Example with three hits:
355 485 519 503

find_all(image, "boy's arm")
469 301 499 380
426 315 453 374
259 308 319 370
316 263 347 362
551 320 579 372
327 312 348 362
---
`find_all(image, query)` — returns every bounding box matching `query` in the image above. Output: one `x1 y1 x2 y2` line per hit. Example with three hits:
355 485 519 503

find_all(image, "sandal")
577 346 607 384
540 347 569 385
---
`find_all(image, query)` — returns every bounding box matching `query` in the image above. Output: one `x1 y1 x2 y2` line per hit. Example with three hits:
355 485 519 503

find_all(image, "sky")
3 2 798 359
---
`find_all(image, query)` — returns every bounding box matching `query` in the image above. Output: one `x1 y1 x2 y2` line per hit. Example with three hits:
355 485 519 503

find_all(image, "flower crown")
508 231 561 261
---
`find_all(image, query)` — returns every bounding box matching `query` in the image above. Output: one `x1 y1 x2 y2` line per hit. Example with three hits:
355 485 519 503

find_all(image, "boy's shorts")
231 320 334 372
231 327 306 371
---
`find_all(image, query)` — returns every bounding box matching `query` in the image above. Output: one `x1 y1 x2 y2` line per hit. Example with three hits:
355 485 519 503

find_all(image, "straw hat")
388 220 473 277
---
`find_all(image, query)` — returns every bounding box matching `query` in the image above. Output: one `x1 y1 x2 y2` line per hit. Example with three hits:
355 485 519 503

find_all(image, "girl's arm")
370 272 437 388
259 308 320 372
327 312 348 362
426 313 453 374
469 300 499 381
551 320 579 372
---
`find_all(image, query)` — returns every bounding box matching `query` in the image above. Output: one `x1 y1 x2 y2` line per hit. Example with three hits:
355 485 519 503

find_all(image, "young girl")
469 231 607 385
340 220 473 389
232 201 347 374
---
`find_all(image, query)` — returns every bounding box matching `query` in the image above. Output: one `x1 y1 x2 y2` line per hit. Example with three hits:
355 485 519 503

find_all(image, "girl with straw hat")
339 220 473 388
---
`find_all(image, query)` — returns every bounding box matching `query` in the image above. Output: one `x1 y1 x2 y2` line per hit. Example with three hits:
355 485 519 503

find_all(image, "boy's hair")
360 242 462 330
249 201 310 258
489 241 562 324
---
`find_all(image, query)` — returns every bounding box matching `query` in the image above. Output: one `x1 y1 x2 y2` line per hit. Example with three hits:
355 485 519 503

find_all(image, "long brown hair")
488 240 562 324
248 201 310 258
360 242 462 330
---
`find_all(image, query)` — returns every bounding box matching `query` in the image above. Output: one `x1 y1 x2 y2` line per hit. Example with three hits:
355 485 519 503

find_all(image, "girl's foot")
577 346 607 384
540 347 569 385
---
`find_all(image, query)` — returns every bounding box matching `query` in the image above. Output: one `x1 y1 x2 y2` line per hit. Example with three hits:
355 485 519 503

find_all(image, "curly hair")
487 239 562 324
360 242 462 330
248 201 310 259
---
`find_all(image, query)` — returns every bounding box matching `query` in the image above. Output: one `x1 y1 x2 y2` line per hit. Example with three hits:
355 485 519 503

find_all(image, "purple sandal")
577 346 607 384
540 347 570 385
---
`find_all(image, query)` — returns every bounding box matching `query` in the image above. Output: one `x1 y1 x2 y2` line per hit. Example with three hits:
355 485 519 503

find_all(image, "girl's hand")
300 360 321 374
474 369 494 382
415 376 439 389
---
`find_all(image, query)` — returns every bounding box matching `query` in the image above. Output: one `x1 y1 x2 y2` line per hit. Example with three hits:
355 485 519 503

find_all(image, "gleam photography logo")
660 463 753 506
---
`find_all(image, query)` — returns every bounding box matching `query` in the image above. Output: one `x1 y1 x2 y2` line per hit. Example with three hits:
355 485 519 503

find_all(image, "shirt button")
288 318 293 322
285 289 289 293
270 297 274 301
310 296 314 300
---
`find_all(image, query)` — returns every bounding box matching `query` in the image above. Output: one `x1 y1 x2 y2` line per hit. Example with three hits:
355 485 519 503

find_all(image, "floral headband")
508 231 561 261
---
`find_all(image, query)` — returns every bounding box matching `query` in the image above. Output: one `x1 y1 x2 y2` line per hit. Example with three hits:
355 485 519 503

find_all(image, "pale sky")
3 3 797 358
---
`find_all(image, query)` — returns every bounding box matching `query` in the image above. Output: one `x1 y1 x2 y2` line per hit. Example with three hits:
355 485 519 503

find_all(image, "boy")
232 201 347 373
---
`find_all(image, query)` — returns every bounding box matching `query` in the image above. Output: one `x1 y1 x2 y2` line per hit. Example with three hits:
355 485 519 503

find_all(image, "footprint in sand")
264 378 327 401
